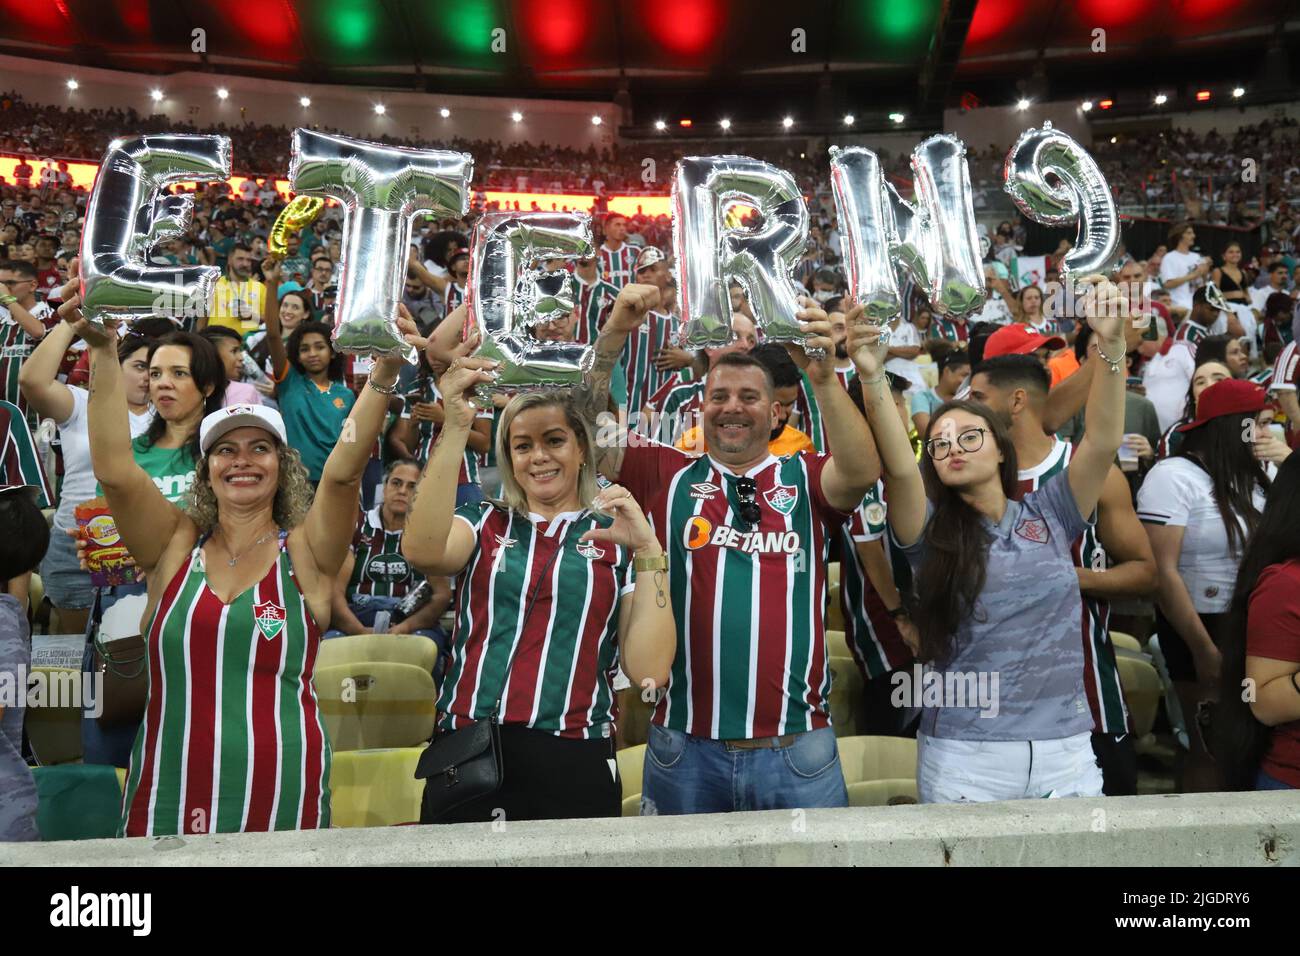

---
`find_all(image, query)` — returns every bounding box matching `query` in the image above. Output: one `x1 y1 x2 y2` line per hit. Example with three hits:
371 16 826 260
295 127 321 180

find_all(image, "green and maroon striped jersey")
0 301 56 419
839 481 913 681
622 310 674 421
0 399 52 507
439 504 636 739
346 506 425 600
574 274 619 346
598 242 637 289
121 532 330 836
620 441 852 739
1016 440 1131 735
794 370 828 452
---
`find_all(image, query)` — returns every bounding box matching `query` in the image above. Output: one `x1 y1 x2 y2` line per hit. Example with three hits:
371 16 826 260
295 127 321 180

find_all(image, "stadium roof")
0 0 1294 133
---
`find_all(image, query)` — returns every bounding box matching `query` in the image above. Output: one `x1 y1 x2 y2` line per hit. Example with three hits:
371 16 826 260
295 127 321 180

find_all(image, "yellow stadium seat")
24 666 84 765
835 734 918 784
314 662 437 752
617 686 654 749
28 573 43 617
827 563 840 589
826 584 845 631
827 656 863 737
826 628 850 660
317 633 439 673
1110 631 1142 653
847 779 919 807
329 746 426 828
618 744 645 816
1116 654 1163 738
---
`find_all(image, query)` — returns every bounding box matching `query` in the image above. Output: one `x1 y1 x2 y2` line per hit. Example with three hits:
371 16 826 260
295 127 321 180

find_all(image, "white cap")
199 404 288 455
635 246 666 271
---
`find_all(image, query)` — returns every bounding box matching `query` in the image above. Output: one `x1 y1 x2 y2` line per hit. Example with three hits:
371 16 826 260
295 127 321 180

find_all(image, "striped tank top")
120 531 331 837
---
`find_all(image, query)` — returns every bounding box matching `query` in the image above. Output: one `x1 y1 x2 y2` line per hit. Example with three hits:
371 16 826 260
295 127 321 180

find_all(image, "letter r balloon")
289 129 473 357
80 134 231 324
672 156 809 349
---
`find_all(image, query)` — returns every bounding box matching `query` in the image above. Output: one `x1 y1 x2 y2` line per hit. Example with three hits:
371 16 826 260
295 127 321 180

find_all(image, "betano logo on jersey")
684 516 801 555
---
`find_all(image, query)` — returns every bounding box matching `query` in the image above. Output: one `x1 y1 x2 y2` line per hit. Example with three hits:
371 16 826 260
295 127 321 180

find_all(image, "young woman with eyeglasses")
854 277 1131 803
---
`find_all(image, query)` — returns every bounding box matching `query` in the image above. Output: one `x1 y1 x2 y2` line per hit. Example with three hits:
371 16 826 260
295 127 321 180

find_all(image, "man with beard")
579 283 881 814
673 343 814 456
598 213 636 289
643 313 757 447
203 243 266 336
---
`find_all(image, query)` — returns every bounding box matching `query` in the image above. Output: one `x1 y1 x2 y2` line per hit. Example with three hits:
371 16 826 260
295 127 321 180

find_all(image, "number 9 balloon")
289 129 473 358
80 134 231 325
1003 121 1119 278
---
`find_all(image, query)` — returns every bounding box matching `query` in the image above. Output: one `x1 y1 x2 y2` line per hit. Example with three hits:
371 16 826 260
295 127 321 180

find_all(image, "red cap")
1176 378 1267 432
984 323 1067 359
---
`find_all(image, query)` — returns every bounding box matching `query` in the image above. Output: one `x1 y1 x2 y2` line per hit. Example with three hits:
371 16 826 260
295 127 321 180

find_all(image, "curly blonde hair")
185 443 314 533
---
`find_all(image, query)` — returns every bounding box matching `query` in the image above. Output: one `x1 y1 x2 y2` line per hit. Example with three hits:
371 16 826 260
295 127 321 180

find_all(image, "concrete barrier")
3 792 1297 866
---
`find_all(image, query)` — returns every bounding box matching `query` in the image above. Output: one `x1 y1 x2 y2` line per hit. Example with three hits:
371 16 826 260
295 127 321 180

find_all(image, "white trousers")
917 731 1105 803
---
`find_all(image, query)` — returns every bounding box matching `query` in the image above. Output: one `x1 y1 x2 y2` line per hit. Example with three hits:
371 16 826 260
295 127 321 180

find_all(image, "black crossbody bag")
415 512 589 822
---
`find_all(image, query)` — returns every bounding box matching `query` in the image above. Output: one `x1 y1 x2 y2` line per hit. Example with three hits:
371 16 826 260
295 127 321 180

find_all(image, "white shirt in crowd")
884 318 927 394
1136 456 1267 614
1141 340 1196 433
52 386 153 532
1160 249 1204 311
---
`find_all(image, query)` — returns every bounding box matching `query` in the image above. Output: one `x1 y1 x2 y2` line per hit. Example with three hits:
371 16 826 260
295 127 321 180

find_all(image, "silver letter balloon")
1003 121 1119 278
79 135 231 325
288 129 473 358
672 156 809 349
466 211 594 391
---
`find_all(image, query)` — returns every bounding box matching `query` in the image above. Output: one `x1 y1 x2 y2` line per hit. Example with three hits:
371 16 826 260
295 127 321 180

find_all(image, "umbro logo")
494 535 517 549
689 481 719 500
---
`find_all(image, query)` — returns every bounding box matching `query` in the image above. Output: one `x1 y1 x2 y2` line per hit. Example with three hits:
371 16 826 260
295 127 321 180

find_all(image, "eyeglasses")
734 477 762 528
925 426 989 461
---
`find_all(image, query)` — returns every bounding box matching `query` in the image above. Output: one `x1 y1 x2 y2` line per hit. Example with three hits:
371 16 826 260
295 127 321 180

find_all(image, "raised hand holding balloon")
80 134 231 326
465 211 594 393
289 129 472 359
1003 121 1119 278
672 156 810 352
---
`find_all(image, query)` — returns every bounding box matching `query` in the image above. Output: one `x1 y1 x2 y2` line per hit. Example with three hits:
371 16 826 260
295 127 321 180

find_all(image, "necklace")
216 525 279 567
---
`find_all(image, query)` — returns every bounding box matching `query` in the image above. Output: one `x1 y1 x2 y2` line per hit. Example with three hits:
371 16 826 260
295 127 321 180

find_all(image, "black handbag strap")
488 509 591 721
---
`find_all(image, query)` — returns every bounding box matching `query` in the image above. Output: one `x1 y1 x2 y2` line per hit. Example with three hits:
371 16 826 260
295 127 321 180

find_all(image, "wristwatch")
634 551 668 573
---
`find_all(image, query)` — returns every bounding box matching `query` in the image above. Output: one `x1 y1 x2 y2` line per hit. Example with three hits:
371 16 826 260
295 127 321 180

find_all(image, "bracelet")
1094 339 1125 374
860 374 885 387
367 376 399 396
634 551 668 573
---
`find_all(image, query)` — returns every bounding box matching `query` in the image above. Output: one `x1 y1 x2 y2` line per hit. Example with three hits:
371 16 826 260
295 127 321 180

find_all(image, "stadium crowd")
2 96 1300 841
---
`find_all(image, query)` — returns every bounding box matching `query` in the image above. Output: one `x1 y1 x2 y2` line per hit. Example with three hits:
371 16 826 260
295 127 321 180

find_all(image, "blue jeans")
1256 769 1295 790
640 724 848 815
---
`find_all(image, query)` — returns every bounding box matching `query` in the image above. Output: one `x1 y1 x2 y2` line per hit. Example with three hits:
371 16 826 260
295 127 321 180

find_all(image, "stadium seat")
847 779 920 807
827 562 840 589
24 666 84 765
836 734 917 783
317 632 439 673
618 744 645 817
314 662 437 752
826 628 850 660
827 656 864 737
31 764 124 841
1116 654 1163 739
328 746 426 828
1110 631 1142 653
825 584 845 631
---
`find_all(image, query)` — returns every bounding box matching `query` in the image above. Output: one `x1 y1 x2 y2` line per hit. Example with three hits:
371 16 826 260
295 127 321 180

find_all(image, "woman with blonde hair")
75 299 425 837
403 346 676 824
